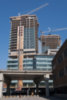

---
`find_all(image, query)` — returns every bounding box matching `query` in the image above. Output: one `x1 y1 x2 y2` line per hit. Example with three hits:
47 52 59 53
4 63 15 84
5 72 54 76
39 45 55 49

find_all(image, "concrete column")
34 80 40 95
0 73 4 98
45 79 49 97
7 81 11 96
36 83 39 95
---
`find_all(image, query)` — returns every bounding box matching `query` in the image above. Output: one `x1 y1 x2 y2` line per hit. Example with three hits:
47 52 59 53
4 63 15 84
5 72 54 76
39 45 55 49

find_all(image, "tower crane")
18 2 49 69
40 27 67 53
40 27 67 34
18 2 49 73
18 3 48 15
26 3 48 14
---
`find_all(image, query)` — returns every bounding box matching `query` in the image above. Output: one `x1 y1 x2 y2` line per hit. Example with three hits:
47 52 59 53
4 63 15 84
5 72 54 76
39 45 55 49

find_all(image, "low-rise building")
7 54 54 88
52 40 67 94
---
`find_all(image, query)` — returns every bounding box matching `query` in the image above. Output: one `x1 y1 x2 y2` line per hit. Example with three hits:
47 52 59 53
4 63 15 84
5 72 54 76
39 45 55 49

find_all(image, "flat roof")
10 14 37 20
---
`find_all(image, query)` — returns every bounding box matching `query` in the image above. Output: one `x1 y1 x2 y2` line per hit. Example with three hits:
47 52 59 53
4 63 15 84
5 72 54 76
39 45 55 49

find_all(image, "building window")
64 48 67 57
64 66 67 74
57 54 63 64
53 74 56 80
59 69 64 77
53 65 56 70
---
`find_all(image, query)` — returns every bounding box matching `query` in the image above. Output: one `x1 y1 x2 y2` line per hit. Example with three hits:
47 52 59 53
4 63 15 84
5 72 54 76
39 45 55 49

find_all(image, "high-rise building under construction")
7 15 39 89
40 34 61 53
8 15 39 69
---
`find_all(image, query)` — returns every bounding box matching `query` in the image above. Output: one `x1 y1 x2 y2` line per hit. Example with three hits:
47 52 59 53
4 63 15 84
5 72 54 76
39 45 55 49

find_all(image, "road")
1 96 67 100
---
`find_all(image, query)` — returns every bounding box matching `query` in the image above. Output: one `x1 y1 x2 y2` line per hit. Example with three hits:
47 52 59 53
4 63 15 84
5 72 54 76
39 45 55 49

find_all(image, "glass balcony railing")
7 58 18 61
7 63 18 65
